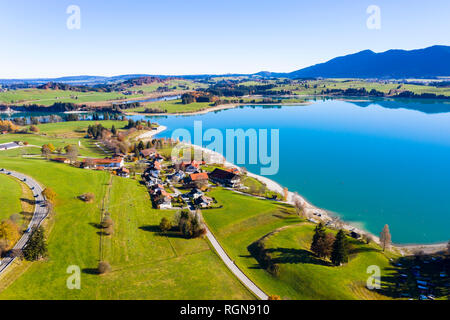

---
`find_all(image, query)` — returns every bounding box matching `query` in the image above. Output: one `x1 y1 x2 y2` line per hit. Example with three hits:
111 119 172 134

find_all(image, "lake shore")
125 101 312 117
145 125 448 254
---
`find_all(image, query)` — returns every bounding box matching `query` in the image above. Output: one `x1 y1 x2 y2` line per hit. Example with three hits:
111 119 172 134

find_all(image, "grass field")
0 157 253 299
203 188 397 300
0 174 22 221
0 120 130 158
268 79 450 97
0 79 206 106
0 89 129 106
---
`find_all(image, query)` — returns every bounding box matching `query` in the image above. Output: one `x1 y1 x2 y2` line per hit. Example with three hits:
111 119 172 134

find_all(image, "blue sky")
1 0 449 78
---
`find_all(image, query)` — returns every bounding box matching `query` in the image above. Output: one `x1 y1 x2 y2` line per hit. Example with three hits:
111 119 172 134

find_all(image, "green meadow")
0 157 253 299
203 188 396 300
0 89 128 106
0 174 22 222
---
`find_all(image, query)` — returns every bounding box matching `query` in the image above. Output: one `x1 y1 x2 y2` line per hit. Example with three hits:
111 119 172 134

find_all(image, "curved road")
177 186 268 300
0 169 48 274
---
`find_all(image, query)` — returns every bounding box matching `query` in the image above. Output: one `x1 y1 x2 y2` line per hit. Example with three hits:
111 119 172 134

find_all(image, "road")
0 169 49 275
176 186 268 300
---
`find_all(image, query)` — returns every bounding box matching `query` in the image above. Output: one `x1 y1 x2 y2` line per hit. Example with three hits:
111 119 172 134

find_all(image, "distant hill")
1 45 449 85
287 45 450 79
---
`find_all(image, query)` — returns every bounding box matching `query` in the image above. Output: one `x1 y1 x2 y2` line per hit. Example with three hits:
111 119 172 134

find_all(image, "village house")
209 168 241 188
140 148 157 158
50 157 71 164
185 172 209 187
116 167 130 178
194 195 214 208
83 158 124 170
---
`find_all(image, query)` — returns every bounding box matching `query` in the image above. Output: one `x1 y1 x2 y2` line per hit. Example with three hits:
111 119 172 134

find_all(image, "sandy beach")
135 125 168 141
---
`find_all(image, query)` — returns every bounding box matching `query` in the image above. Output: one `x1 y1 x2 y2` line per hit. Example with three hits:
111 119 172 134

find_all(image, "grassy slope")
0 146 252 298
262 224 392 300
203 188 302 297
0 175 22 221
203 188 395 300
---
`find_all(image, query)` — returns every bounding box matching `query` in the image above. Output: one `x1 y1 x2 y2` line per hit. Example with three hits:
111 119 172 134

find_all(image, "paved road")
0 142 20 150
175 185 268 300
0 169 48 274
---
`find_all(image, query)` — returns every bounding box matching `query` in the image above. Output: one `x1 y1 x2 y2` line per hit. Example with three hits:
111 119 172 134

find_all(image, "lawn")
0 174 22 221
203 188 397 300
0 155 253 299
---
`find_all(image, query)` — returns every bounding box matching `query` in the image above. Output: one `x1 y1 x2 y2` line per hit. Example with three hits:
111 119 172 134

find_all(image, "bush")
78 193 95 203
268 295 281 300
159 217 171 232
104 225 114 236
101 216 113 229
97 261 111 274
29 125 39 133
42 187 57 203
267 263 280 277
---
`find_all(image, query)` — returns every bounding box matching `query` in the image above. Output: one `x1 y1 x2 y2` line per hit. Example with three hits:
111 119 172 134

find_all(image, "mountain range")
1 45 449 85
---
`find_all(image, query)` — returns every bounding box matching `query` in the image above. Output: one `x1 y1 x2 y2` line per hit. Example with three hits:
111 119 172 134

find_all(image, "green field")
0 174 22 222
267 79 450 97
0 120 130 158
0 157 253 299
0 89 129 106
0 79 206 106
203 188 396 300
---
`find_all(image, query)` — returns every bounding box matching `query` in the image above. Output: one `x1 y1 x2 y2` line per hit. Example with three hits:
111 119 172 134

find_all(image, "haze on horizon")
1 0 449 78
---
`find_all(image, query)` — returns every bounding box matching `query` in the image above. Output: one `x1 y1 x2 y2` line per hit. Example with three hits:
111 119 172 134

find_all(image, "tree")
138 140 145 151
0 220 20 250
42 187 57 204
65 144 79 162
379 224 391 251
101 216 113 229
41 145 52 159
331 230 348 266
23 227 48 261
29 125 39 133
311 223 327 258
159 217 171 232
111 125 117 135
97 261 111 274
293 193 305 218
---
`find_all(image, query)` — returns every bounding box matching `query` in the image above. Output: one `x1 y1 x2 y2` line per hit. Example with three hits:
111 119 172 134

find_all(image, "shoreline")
141 125 447 254
125 101 312 117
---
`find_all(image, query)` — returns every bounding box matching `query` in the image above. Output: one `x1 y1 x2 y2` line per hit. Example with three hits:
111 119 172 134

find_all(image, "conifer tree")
331 229 348 266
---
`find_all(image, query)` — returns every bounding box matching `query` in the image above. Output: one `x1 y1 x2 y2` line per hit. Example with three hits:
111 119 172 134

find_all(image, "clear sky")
1 0 449 78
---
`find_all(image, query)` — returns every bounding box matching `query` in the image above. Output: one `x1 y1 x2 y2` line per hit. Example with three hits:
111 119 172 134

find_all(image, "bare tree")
379 224 392 251
293 193 305 218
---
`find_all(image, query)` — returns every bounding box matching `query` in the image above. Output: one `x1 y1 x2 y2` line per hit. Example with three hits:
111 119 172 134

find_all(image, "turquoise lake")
131 98 450 244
